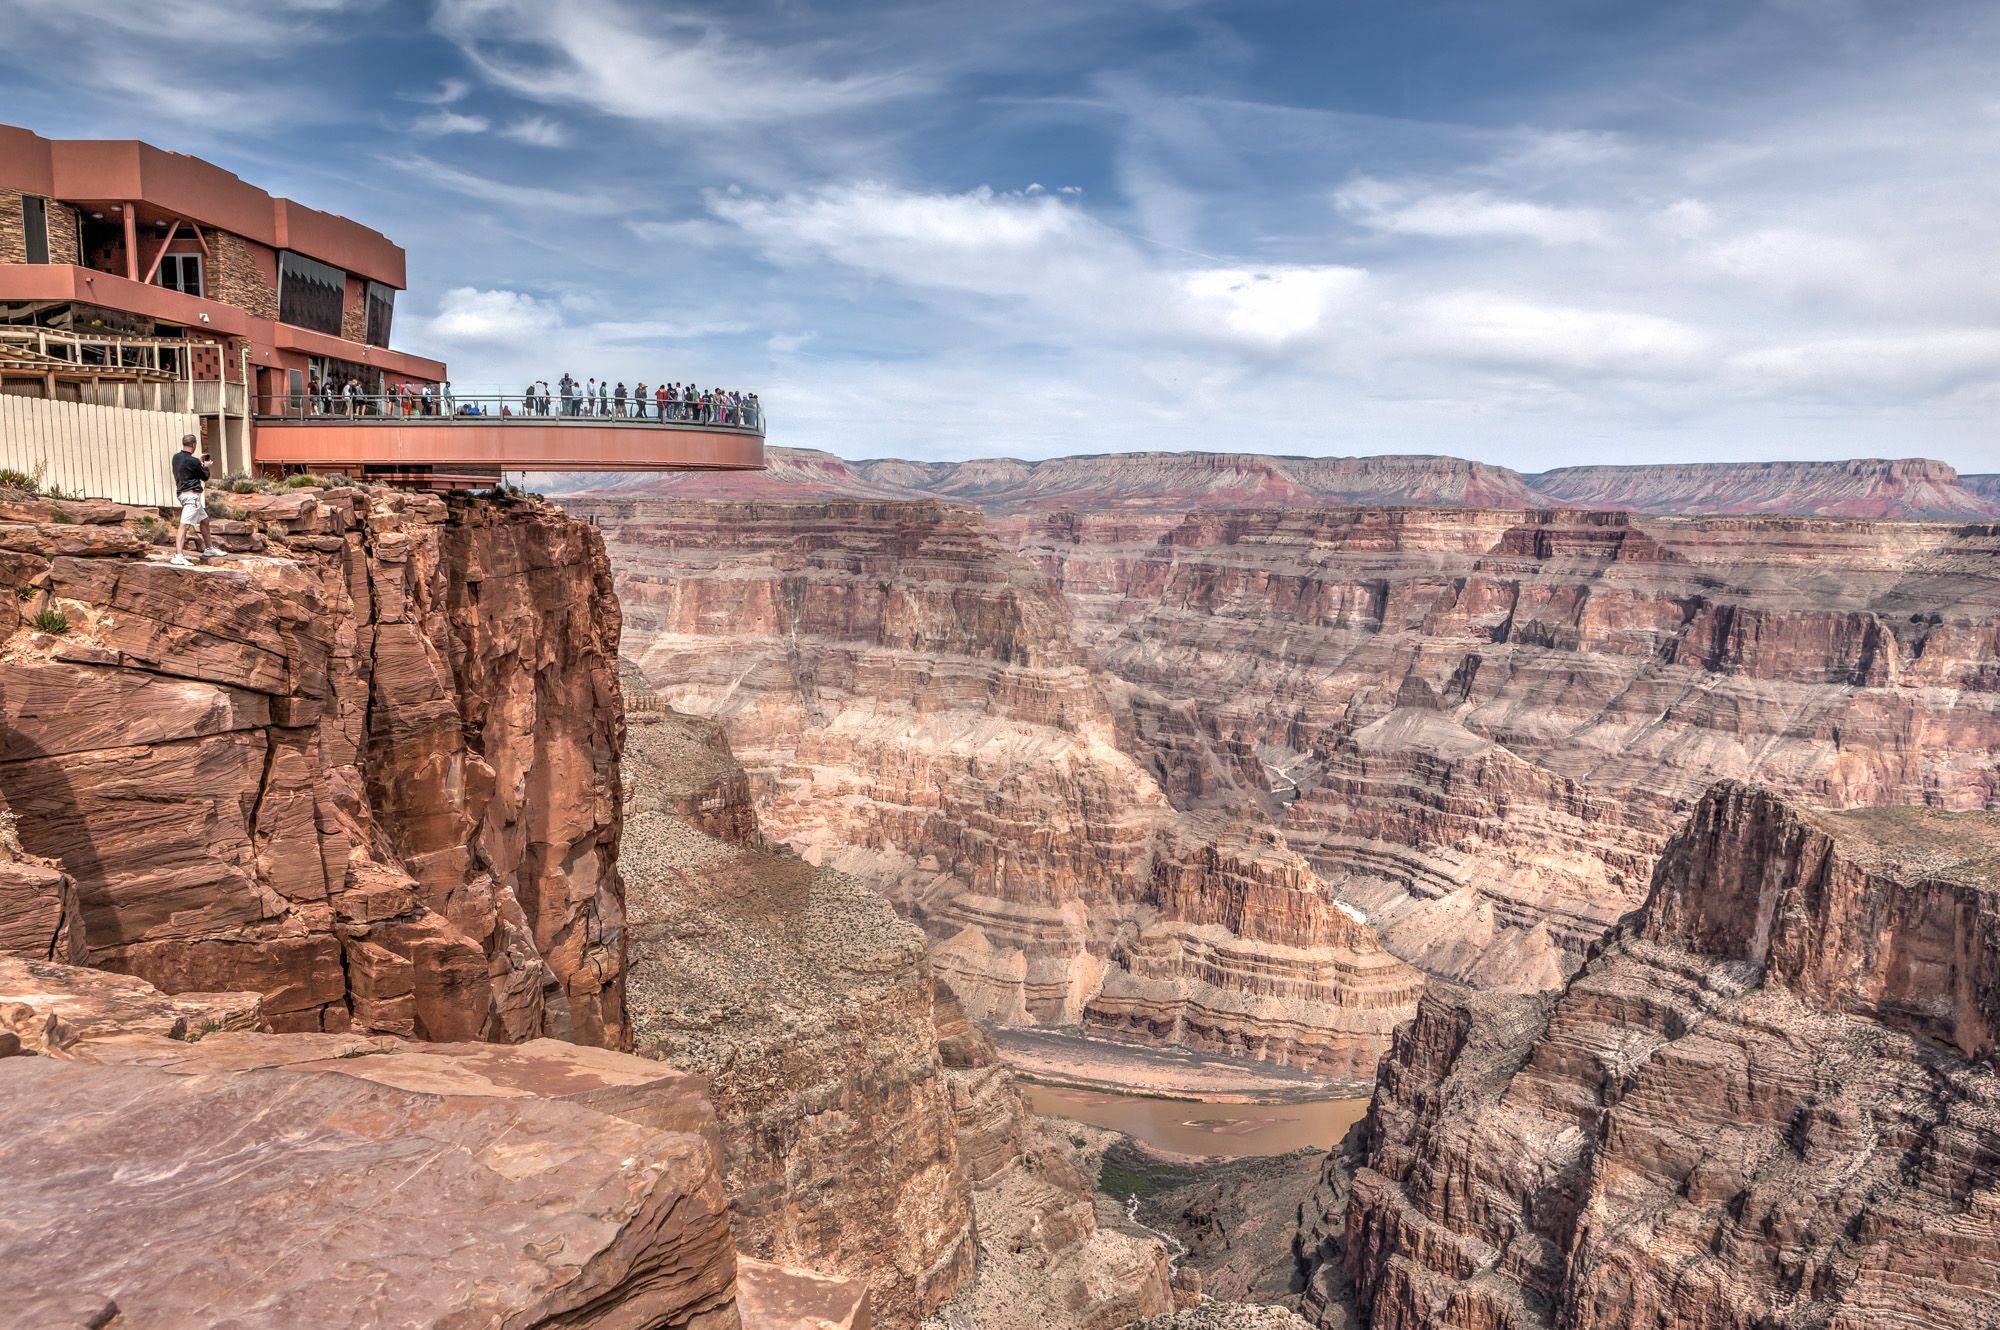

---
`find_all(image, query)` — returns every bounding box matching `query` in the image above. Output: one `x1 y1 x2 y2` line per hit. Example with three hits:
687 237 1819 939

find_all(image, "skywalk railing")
253 393 765 434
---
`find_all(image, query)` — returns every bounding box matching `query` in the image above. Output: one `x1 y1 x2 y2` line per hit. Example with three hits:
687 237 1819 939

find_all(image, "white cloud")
382 153 619 215
431 0 927 127
500 116 568 147
421 287 562 344
1334 178 1610 245
412 109 490 137
1182 267 1365 344
407 77 471 105
1408 293 1708 377
1731 329 2000 398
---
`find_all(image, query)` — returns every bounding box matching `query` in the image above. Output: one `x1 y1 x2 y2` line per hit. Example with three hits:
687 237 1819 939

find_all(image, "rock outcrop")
0 488 627 1044
926 988 1183 1330
582 498 1420 1077
620 699 977 1328
1312 782 2000 1330
619 694 1184 1329
2 957 742 1330
1013 505 2000 986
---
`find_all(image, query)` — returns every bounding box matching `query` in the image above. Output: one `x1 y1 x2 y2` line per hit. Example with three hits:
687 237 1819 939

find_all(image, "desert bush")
134 515 173 546
0 467 40 493
32 608 69 634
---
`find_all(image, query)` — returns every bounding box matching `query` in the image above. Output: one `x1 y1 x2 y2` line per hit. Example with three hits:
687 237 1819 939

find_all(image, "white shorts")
178 490 207 525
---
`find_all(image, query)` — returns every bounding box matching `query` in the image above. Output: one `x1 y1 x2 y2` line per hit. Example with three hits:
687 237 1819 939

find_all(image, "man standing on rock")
168 434 221 568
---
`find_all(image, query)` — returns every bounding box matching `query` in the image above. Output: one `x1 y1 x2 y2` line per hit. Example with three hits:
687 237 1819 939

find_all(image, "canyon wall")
580 497 1421 1079
1011 506 2000 986
1307 782 2000 1330
617 693 1182 1329
0 488 627 1043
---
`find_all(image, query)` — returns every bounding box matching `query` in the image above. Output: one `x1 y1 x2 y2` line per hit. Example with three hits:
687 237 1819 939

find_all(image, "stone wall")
206 229 277 319
0 188 79 265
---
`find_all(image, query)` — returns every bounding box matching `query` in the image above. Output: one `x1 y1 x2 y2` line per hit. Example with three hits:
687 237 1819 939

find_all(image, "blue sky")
4 0 1998 471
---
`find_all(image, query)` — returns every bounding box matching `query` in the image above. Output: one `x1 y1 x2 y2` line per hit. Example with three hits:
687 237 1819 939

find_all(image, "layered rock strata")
582 498 1420 1075
543 447 2000 522
1313 782 2000 1330
1012 506 2000 985
620 703 978 1328
0 488 626 1043
1530 456 2000 519
620 699 1184 1330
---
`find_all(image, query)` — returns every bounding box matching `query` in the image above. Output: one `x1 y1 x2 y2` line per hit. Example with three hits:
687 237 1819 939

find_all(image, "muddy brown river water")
1024 1082 1371 1157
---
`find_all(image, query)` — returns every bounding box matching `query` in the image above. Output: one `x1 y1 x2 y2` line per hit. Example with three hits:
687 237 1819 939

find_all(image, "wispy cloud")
499 115 567 147
412 109 490 137
430 0 928 127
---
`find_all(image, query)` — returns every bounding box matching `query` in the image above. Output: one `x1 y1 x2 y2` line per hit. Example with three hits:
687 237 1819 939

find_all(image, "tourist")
419 382 435 416
634 382 648 419
597 378 610 417
655 382 670 420
613 381 627 418
167 434 221 568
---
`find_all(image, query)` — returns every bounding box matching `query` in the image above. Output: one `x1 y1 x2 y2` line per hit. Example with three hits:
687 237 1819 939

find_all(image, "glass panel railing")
252 392 765 433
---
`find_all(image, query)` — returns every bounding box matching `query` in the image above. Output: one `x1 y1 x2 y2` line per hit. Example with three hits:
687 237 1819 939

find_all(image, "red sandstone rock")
620 706 978 1328
1530 456 2000 518
575 496 1420 1076
1008 504 2000 987
0 489 627 1044
0 958 742 1329
1314 783 2000 1330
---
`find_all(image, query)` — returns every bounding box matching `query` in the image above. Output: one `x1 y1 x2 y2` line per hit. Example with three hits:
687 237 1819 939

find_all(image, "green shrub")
134 515 173 546
205 495 241 521
282 472 343 490
32 608 69 634
0 468 40 493
14 584 35 600
41 484 78 502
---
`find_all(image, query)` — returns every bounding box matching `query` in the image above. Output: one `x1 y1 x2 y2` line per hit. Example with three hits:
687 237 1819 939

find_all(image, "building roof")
0 124 407 288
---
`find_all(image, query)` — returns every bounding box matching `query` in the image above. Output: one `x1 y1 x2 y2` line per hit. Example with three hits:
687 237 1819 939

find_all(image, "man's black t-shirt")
172 449 208 494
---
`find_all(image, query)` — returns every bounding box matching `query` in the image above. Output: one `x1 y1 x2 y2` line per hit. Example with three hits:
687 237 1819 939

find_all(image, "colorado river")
1024 1082 1370 1157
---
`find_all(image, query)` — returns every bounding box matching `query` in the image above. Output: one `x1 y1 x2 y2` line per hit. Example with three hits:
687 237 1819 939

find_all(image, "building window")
277 250 346 336
158 253 203 297
21 195 48 263
365 280 395 348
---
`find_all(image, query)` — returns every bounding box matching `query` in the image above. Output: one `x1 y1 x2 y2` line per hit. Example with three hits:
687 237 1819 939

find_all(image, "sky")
2 0 1997 472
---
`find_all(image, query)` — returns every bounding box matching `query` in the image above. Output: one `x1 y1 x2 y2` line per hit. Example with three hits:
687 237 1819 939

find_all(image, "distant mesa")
540 448 2000 521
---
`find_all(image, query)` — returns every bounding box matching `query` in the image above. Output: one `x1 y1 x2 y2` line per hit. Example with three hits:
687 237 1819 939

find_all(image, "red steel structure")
0 124 763 487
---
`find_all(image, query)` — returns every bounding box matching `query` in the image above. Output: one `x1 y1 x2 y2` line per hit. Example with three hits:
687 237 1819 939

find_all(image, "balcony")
250 393 766 481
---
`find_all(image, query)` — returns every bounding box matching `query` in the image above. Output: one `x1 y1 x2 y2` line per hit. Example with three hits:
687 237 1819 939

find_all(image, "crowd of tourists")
514 376 758 428
300 375 759 429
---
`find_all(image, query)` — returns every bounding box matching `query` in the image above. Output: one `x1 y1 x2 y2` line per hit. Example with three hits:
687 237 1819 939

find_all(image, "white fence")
0 396 188 507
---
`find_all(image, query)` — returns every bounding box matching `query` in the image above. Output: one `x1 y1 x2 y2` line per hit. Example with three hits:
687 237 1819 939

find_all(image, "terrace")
250 392 767 487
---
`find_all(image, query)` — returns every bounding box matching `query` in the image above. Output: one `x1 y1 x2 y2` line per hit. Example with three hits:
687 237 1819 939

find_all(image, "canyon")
5 446 1997 1330
580 496 1424 1080
560 466 2000 998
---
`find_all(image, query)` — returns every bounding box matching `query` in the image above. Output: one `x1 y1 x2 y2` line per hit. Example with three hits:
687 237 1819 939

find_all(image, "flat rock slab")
0 954 262 1052
0 1054 739 1328
736 1258 872 1330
